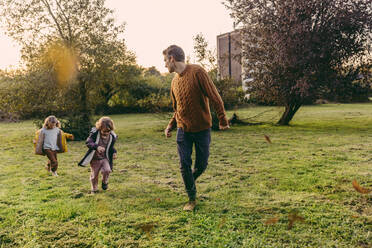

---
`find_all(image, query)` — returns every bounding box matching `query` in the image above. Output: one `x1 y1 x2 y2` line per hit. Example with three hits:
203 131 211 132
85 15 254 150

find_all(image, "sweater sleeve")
167 88 177 130
196 68 229 127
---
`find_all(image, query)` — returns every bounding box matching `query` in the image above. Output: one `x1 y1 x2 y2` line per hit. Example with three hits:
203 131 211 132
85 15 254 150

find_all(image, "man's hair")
163 45 185 62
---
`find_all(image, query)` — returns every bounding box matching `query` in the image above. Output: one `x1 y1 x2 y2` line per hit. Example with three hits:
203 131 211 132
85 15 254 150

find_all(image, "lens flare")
43 41 78 85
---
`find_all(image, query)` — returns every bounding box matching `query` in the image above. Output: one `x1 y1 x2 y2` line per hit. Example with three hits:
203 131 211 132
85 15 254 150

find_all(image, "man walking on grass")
163 45 229 211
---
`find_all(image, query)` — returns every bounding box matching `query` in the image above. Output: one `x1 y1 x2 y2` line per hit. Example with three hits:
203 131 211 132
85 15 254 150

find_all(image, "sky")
0 0 234 72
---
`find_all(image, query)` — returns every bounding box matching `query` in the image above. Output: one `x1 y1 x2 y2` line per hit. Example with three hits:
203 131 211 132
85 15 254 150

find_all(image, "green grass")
0 103 371 248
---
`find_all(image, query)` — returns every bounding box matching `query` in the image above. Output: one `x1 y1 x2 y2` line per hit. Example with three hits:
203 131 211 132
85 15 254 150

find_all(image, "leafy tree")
106 70 173 114
144 66 162 77
225 0 372 125
93 63 142 113
0 0 136 137
193 33 217 72
325 61 372 103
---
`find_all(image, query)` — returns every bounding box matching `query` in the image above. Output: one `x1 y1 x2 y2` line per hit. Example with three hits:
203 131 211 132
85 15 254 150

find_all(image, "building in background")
217 30 252 98
217 30 242 82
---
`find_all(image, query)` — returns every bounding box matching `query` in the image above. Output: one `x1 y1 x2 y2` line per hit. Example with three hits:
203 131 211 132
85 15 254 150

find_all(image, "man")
163 45 229 211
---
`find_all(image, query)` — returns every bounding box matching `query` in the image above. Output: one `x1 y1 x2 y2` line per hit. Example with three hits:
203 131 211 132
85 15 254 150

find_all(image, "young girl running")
34 116 74 176
78 117 117 194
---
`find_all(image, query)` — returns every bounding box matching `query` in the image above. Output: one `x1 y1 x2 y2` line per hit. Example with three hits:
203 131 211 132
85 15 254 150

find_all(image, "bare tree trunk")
277 102 302 125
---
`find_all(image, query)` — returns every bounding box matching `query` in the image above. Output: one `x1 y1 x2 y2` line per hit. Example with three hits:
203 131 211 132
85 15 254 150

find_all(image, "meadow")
0 103 371 247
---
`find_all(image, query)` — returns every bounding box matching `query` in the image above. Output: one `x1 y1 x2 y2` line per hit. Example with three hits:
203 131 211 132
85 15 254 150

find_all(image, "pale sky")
0 0 234 72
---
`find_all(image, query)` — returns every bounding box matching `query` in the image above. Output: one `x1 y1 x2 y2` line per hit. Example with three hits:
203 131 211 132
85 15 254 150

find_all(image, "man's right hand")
164 127 172 138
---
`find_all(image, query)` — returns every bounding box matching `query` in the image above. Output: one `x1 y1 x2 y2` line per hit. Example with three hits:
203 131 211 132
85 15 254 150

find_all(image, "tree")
93 63 142 113
193 33 217 73
225 0 372 125
0 0 136 137
144 66 161 77
0 67 65 119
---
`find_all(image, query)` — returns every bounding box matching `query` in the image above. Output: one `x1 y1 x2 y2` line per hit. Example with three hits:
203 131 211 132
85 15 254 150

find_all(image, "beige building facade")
217 30 242 82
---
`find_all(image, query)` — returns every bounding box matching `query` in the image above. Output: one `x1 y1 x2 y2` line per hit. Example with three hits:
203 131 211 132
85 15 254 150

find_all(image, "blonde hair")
43 115 59 129
95 116 115 131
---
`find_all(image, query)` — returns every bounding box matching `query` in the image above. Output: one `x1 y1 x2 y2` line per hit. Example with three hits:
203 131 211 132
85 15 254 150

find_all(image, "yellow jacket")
61 131 74 152
33 128 74 155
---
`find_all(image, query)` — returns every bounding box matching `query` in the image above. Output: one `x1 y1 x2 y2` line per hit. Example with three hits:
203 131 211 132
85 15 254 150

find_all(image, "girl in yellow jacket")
34 116 74 176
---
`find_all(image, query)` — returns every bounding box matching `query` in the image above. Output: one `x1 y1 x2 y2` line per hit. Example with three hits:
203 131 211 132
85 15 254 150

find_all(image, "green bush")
0 69 79 119
59 114 92 141
137 93 172 112
321 69 371 103
103 74 172 113
214 78 245 109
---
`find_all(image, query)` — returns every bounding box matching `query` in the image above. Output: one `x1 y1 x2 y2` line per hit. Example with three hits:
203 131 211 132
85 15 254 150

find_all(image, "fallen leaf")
288 212 305 230
155 198 162 202
139 223 155 233
138 223 156 239
264 134 272 144
218 217 227 228
264 217 279 225
352 180 371 194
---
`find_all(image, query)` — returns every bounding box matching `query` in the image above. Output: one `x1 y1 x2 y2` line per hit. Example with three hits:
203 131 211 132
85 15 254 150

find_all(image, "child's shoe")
52 171 58 177
102 182 108 190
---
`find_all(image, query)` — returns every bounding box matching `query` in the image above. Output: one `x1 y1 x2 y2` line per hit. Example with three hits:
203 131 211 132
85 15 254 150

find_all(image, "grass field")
0 103 371 247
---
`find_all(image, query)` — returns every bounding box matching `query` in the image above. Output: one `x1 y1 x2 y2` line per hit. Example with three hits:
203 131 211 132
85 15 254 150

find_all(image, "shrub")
137 93 172 113
214 78 245 109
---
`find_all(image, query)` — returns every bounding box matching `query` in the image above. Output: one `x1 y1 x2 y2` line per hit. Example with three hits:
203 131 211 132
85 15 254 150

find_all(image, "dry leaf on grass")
264 217 279 225
352 180 371 194
139 223 155 232
218 217 227 228
288 212 305 230
264 135 272 144
138 223 156 239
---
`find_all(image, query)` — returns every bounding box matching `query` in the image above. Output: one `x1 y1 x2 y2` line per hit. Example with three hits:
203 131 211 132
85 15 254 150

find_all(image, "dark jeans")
176 127 211 201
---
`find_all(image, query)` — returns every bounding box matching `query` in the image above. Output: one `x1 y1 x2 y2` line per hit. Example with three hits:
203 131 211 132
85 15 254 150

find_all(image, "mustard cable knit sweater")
167 64 228 132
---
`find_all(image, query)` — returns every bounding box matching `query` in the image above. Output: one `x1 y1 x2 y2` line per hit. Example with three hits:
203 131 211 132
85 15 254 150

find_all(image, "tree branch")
55 0 73 45
41 0 66 41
